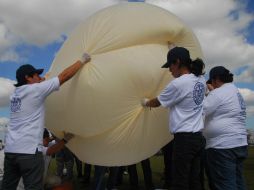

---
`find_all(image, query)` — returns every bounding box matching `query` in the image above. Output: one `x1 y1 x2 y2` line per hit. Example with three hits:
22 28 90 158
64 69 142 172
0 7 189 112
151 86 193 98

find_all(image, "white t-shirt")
158 73 206 134
203 83 248 149
4 77 60 154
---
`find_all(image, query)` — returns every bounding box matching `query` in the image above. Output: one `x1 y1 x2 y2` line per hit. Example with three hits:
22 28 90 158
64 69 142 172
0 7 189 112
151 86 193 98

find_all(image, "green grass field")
49 146 254 189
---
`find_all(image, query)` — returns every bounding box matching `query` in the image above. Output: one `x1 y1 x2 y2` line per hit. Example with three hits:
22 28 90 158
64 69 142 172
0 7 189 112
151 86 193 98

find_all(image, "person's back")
204 66 248 190
2 53 91 190
204 83 247 149
164 73 205 133
141 47 206 190
5 78 59 154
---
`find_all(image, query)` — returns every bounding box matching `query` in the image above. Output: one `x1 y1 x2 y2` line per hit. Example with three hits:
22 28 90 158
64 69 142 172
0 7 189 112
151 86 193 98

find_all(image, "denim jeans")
172 132 206 190
205 146 248 190
2 152 44 190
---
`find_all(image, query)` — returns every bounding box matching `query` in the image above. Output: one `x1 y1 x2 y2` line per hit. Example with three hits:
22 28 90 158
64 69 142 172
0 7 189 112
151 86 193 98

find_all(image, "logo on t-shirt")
10 97 22 112
193 82 205 105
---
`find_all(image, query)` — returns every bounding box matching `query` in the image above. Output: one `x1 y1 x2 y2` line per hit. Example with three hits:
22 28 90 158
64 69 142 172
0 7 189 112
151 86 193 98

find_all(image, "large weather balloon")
46 3 203 166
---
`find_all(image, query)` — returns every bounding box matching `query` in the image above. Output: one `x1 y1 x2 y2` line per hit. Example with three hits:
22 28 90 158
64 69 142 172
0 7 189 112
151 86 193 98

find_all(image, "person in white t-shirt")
2 53 91 190
141 47 206 190
203 66 248 190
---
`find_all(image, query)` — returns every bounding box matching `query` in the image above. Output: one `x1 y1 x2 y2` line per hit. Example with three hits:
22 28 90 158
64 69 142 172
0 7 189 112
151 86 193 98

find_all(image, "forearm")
46 140 66 156
58 61 84 86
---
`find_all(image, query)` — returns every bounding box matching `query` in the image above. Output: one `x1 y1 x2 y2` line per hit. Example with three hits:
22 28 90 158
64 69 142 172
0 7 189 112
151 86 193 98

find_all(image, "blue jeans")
205 146 248 190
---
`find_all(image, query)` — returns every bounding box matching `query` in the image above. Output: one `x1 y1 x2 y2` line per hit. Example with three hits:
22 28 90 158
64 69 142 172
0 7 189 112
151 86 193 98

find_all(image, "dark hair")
179 58 205 77
214 72 233 83
209 66 233 83
43 128 50 139
15 64 44 87
15 73 34 87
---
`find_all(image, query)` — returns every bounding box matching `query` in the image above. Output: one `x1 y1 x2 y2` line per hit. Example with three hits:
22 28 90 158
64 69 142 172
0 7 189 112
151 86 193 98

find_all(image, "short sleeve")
34 77 60 99
158 82 182 108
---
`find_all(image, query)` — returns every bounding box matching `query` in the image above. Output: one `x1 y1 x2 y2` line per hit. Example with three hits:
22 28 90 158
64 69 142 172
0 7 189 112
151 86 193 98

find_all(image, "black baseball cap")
208 66 229 82
162 47 190 68
15 64 44 87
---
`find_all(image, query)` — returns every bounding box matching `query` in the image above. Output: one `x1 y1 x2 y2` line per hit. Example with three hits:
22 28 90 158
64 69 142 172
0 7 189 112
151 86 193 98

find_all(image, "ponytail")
190 58 205 77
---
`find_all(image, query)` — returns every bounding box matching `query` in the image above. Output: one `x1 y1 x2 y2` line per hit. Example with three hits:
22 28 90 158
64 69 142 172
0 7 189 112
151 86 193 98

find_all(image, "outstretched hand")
141 98 150 107
81 52 91 64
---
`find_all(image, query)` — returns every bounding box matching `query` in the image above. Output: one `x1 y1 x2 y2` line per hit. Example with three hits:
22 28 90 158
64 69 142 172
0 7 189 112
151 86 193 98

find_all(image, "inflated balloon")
46 3 203 166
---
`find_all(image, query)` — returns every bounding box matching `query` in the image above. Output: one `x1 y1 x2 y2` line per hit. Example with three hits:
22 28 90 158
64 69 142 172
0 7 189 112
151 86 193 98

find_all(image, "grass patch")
48 146 254 189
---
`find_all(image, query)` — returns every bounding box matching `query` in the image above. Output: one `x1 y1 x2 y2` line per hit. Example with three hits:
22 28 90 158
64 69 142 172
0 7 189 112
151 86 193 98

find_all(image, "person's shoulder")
173 74 193 86
14 84 34 95
180 73 196 81
225 83 236 89
209 85 227 99
39 77 58 85
217 83 234 92
173 75 185 83
219 83 238 96
33 77 59 89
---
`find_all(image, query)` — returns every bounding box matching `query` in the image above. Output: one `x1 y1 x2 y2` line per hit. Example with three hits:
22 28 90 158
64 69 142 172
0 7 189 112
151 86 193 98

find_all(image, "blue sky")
0 42 62 80
0 0 254 129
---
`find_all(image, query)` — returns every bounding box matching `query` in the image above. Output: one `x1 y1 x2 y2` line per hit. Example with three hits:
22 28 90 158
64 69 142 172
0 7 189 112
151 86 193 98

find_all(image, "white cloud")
247 105 254 117
0 0 119 45
0 117 9 126
0 50 20 62
146 0 254 72
0 23 20 61
239 88 254 117
235 67 254 82
0 117 9 133
0 78 15 107
239 88 254 104
0 0 254 82
0 0 119 62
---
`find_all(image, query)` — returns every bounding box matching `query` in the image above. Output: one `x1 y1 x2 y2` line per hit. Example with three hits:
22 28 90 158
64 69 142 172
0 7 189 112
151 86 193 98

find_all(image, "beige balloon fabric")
46 3 203 166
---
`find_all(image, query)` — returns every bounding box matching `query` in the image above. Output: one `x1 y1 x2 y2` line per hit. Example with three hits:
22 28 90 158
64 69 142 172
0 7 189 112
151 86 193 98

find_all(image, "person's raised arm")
58 53 91 86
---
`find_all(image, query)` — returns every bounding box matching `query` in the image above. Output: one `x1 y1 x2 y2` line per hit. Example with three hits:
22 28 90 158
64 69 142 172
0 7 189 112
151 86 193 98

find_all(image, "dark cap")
15 64 44 87
162 47 190 68
208 66 229 82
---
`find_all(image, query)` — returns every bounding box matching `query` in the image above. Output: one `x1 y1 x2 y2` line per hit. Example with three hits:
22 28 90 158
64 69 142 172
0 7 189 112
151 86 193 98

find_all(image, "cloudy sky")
0 0 254 128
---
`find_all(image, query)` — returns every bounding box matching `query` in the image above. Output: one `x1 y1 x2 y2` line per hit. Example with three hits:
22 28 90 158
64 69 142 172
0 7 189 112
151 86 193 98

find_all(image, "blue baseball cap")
162 47 190 68
15 64 44 87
